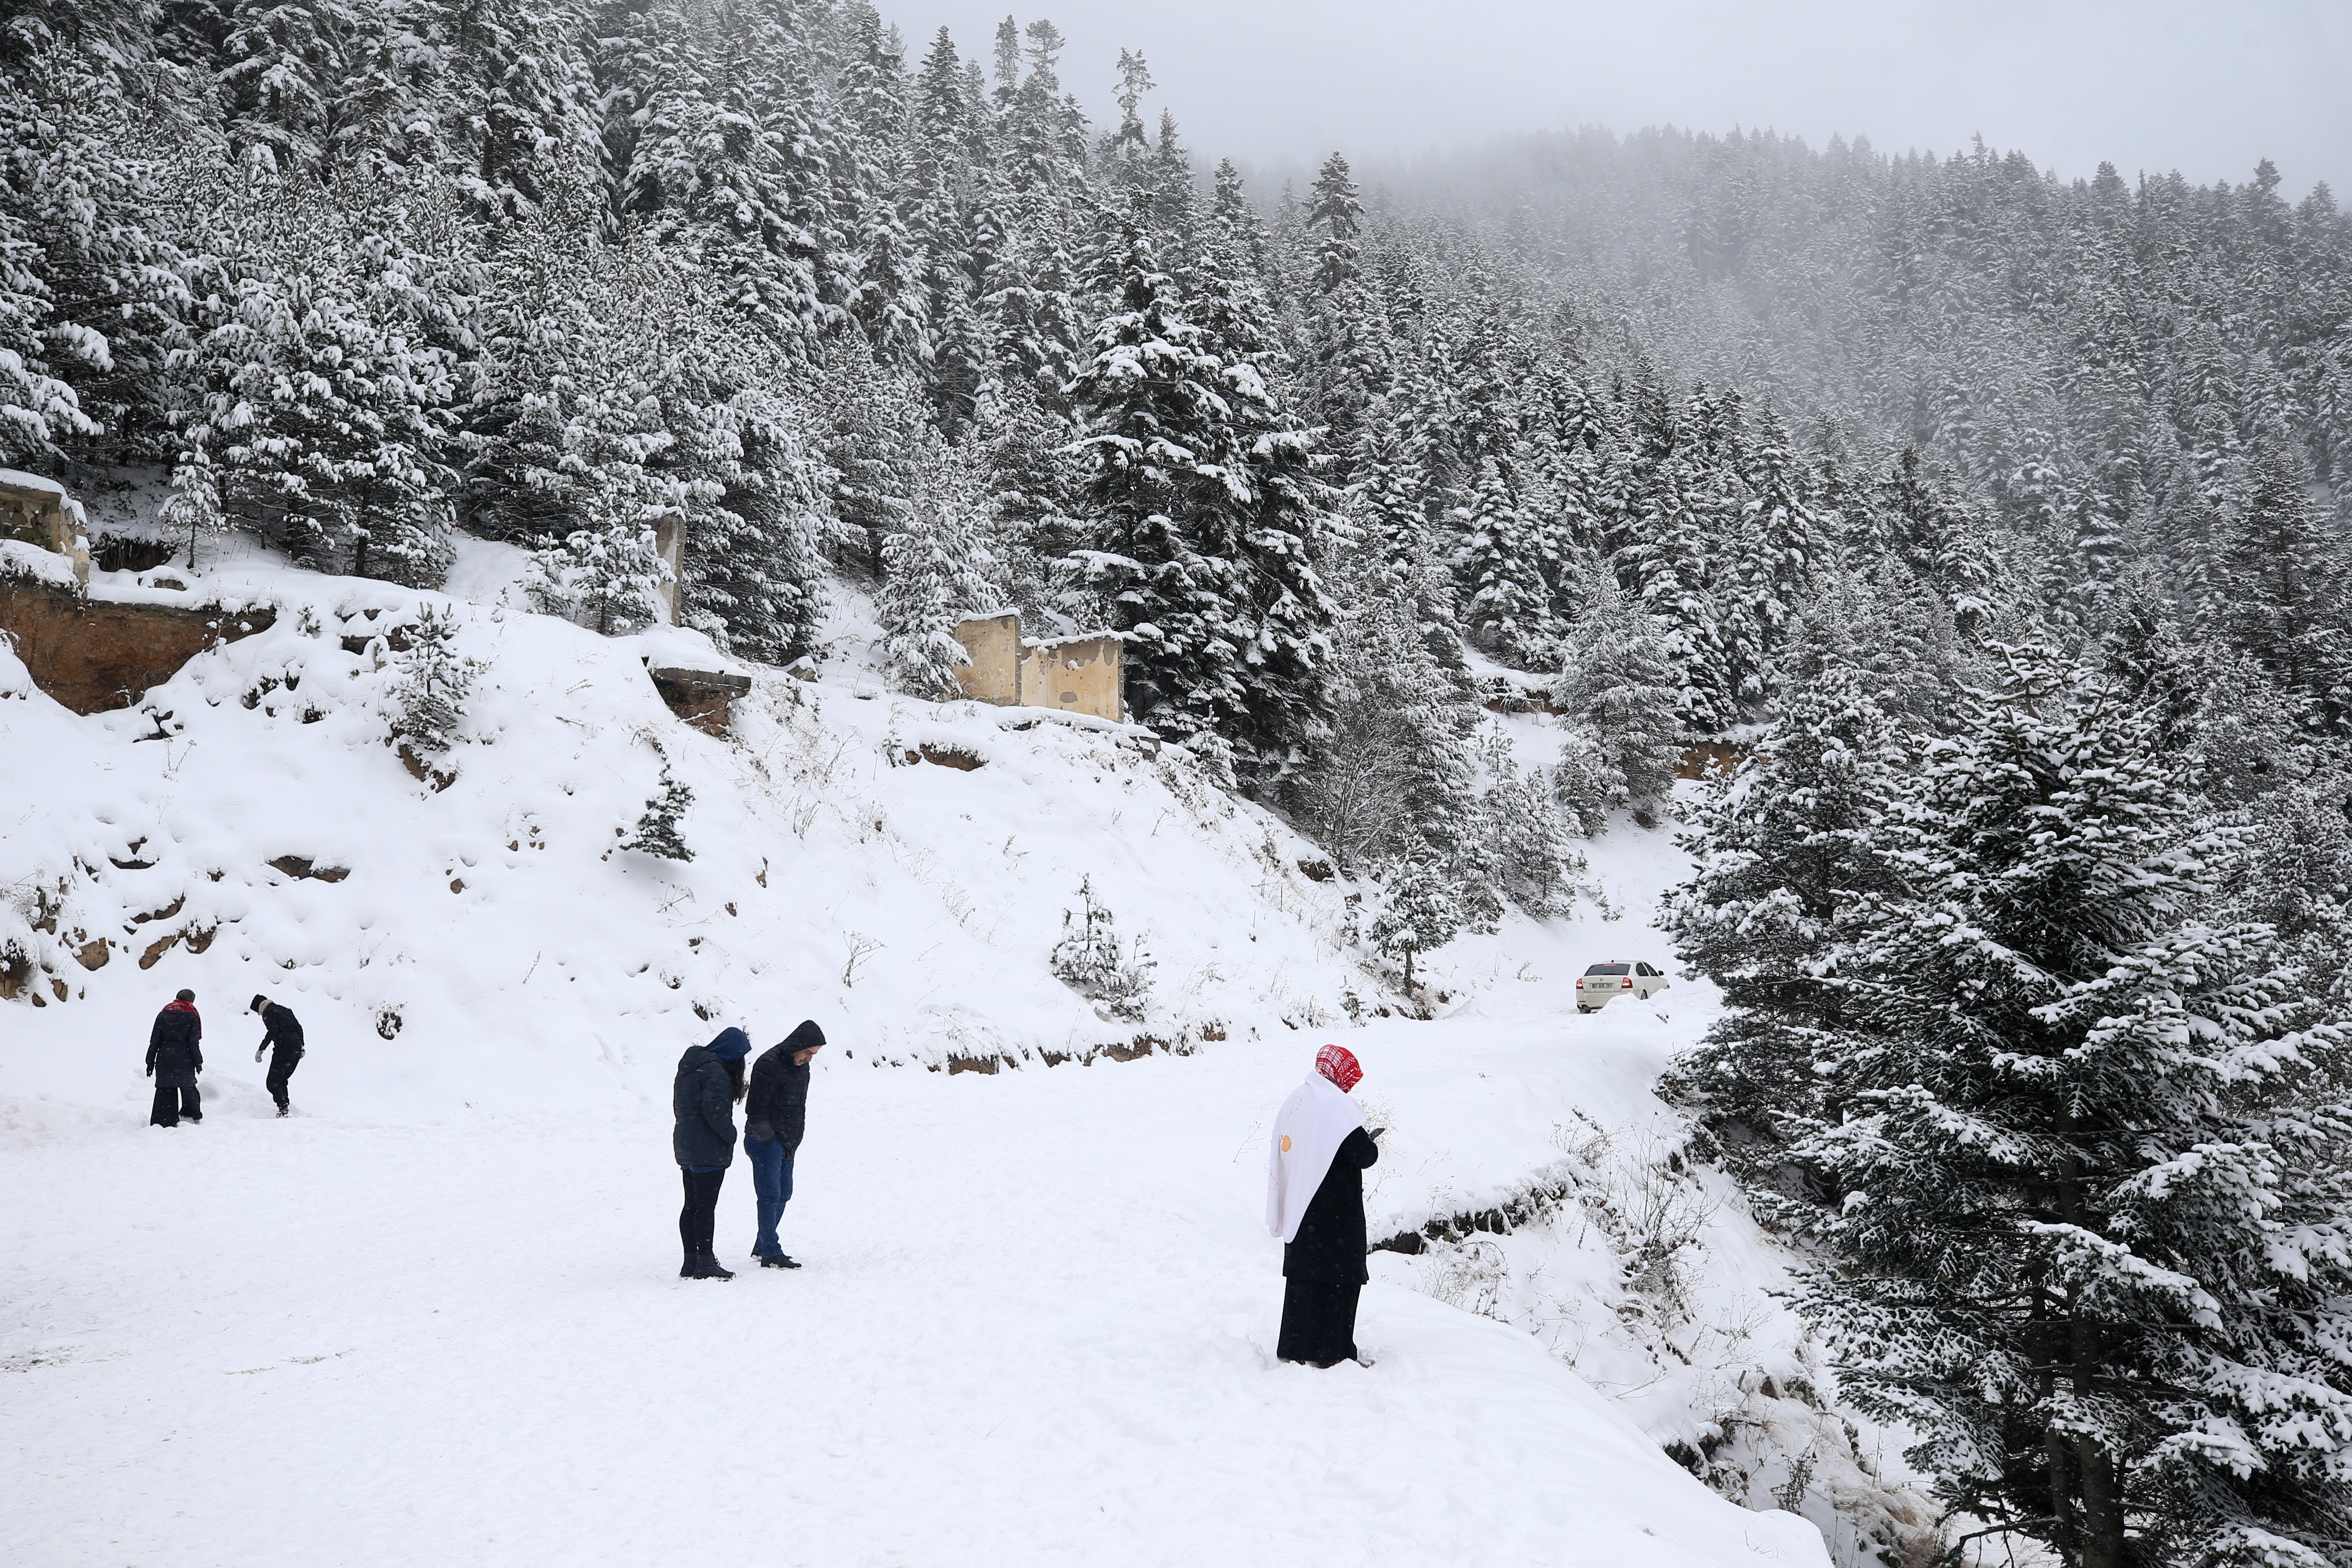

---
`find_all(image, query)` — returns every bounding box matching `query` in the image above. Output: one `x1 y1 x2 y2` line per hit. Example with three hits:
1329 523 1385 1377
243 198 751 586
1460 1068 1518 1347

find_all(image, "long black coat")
671 1046 738 1169
745 1022 823 1154
147 1004 203 1089
1283 1127 1380 1284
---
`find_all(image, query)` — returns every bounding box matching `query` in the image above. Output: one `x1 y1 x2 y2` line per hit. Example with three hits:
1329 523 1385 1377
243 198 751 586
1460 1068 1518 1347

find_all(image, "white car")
1577 960 1670 1013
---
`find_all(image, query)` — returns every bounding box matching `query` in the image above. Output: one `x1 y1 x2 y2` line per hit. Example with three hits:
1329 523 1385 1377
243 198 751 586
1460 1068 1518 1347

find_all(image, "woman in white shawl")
1265 1044 1382 1367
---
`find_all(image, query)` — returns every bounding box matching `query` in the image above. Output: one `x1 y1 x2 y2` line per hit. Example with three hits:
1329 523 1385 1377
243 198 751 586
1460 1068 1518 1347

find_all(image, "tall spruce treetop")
1305 152 1362 295
1064 209 1252 744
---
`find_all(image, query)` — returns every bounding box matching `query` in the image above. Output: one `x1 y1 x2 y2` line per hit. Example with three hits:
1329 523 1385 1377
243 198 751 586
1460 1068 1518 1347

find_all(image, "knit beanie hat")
176 989 196 1004
705 1027 753 1060
251 994 270 1013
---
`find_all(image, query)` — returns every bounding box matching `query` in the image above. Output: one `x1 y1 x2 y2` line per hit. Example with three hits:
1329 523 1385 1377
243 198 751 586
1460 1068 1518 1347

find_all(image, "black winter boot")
695 1250 735 1281
759 1254 799 1269
681 1251 697 1279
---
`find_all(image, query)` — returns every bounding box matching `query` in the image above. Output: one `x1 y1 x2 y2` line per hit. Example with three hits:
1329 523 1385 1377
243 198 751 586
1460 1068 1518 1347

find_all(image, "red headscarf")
1315 1043 1362 1093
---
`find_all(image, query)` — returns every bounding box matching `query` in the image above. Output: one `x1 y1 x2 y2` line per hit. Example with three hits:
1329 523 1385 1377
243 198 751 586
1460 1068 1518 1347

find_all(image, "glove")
256 1045 267 1063
145 1065 152 1078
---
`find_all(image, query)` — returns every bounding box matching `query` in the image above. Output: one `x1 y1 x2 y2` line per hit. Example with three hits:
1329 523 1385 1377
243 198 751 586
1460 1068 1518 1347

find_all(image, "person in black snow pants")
147 989 205 1127
250 995 304 1117
1265 1044 1383 1367
744 1020 825 1269
673 1027 752 1280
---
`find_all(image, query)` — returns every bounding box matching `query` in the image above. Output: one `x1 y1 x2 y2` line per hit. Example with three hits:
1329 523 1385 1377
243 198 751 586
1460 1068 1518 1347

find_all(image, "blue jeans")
746 1137 795 1257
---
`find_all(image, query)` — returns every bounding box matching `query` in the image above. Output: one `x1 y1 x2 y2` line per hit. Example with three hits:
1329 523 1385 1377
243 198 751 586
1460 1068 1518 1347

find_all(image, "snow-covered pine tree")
1299 151 1389 468
2220 441 2350 730
624 763 694 861
1660 657 1907 1165
0 43 113 468
1368 853 1461 993
1552 576 1683 817
1780 644 2352 1568
1617 450 1735 735
439 0 598 224
1182 162 1340 782
159 444 226 568
1050 875 1153 1020
390 601 480 753
1458 454 1553 665
170 163 462 584
974 373 1080 620
689 382 837 667
1294 586 1478 874
216 0 355 172
1063 207 1251 746
1230 415 1339 783
1472 727 1582 918
877 445 995 699
1722 402 1827 707
534 491 671 635
820 333 927 575
1782 559 1972 730
836 0 930 366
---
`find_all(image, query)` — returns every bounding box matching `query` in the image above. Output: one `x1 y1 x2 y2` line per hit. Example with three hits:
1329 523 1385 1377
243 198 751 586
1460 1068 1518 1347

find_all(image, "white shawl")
1265 1073 1366 1243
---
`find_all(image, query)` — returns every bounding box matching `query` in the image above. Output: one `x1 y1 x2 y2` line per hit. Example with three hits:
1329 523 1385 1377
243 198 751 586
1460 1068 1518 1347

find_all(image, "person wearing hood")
672 1027 752 1280
250 994 305 1117
743 1020 826 1269
147 989 205 1127
1266 1044 1382 1367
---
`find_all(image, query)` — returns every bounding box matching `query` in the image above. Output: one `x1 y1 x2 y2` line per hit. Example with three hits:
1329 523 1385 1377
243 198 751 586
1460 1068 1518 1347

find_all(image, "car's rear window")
1585 964 1630 976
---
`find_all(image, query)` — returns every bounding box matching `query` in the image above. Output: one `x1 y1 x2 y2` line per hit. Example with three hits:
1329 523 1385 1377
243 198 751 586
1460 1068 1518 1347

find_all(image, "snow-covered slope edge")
1 554 1842 1567
1 553 1370 1121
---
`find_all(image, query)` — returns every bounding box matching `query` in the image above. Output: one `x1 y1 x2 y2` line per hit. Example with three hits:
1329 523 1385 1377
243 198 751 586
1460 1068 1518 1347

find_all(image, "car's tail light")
1622 977 1632 988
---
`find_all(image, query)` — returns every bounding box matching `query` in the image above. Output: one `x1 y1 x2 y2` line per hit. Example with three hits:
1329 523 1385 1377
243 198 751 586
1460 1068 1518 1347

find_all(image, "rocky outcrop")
647 665 752 735
0 576 274 715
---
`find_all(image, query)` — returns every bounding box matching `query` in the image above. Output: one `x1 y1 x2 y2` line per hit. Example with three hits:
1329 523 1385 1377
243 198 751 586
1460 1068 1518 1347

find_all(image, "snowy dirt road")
2 1011 1826 1568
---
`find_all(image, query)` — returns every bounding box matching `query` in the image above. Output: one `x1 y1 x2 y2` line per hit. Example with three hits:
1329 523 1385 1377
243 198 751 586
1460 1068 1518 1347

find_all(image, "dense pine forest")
8 3 2352 1562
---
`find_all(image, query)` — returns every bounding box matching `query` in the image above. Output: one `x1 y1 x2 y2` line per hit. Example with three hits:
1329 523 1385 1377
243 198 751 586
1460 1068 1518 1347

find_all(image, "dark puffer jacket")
745 1021 825 1153
671 1045 739 1170
257 1000 305 1057
147 1002 204 1089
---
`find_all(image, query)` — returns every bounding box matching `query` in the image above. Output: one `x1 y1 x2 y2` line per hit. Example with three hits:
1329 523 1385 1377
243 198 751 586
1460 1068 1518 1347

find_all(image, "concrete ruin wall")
949 612 1022 706
949 612 1122 723
0 578 275 714
654 511 684 625
0 471 90 586
1018 633 1122 723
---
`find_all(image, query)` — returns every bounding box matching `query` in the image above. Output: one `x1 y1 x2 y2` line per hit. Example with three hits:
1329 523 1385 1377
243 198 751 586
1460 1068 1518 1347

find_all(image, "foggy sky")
891 0 2352 197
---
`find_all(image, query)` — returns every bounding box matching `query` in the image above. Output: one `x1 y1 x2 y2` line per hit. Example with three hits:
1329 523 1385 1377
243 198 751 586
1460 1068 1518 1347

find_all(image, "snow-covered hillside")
2 549 1873 1566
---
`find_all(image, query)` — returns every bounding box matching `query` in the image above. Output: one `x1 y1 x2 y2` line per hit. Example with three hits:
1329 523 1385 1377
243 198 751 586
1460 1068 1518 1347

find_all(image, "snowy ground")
3 1011 1834 1568
2 541 1845 1566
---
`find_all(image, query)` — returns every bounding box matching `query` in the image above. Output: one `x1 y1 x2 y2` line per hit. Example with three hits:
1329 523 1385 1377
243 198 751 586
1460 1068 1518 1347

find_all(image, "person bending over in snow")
744 1021 825 1269
673 1027 752 1280
1266 1044 1382 1368
250 994 305 1117
146 989 205 1127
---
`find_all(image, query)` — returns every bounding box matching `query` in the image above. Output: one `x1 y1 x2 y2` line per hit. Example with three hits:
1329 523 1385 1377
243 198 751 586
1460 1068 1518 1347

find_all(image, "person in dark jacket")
146 989 205 1127
672 1027 751 1280
743 1020 825 1269
1266 1044 1382 1367
250 995 305 1116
